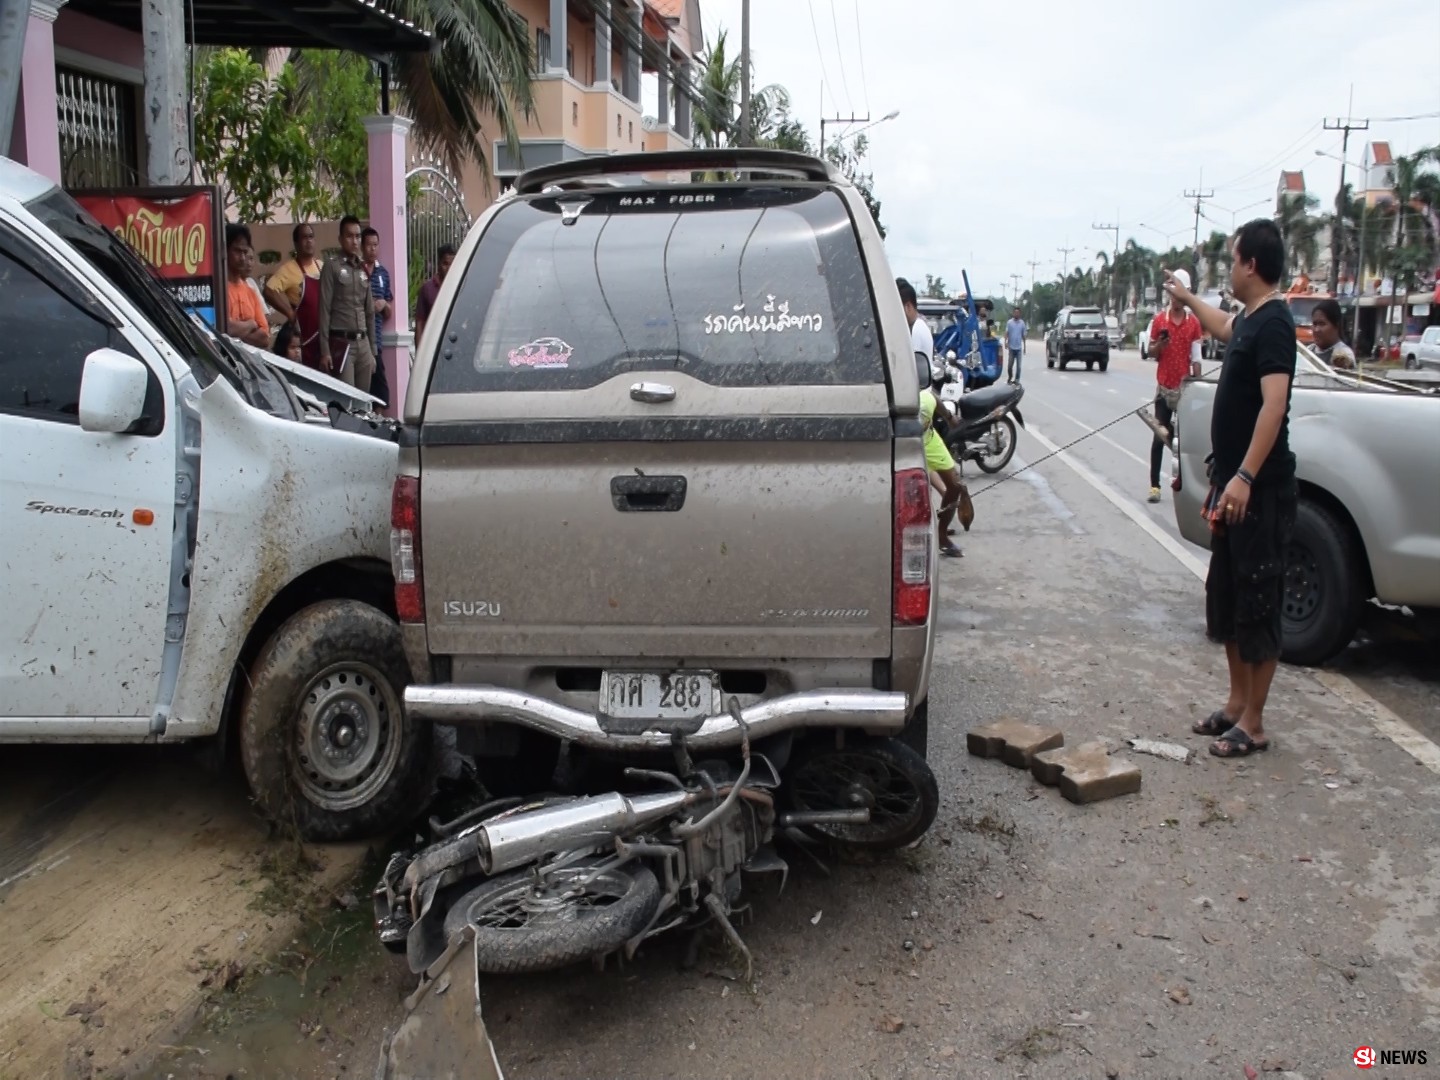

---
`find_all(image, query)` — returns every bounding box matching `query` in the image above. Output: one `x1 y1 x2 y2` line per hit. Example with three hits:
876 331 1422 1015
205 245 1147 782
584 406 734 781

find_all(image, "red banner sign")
73 186 225 332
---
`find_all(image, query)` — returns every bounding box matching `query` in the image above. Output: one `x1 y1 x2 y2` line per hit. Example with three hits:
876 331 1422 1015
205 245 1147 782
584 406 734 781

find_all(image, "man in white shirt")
900 278 935 377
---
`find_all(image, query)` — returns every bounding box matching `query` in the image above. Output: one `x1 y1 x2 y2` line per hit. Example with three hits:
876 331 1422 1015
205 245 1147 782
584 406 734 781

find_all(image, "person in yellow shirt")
224 224 269 349
263 223 322 368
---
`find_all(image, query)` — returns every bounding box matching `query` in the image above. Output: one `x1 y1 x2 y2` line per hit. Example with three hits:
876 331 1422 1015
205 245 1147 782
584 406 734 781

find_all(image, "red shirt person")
1145 268 1205 501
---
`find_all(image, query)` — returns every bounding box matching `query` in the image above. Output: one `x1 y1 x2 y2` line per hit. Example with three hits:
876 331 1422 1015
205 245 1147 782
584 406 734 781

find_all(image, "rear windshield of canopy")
429 186 885 392
1067 311 1105 327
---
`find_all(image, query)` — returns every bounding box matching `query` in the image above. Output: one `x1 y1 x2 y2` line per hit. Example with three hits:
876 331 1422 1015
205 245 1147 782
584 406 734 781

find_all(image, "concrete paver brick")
966 719 1065 769
1031 741 1142 804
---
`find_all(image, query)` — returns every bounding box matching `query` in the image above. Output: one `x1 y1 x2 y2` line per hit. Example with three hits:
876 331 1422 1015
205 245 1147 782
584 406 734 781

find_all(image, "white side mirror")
79 348 149 434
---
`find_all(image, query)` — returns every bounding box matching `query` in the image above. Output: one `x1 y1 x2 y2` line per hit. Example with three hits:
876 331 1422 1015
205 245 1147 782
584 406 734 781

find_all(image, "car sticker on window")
704 296 824 335
507 337 573 369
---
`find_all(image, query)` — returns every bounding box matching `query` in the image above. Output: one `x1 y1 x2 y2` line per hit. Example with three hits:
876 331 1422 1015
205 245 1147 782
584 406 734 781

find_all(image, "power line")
1210 122 1323 192
1369 110 1440 122
852 0 870 114
827 0 855 115
804 0 835 114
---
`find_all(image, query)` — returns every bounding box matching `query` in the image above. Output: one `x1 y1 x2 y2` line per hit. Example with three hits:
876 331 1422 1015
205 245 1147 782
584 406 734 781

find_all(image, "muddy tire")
445 861 661 975
786 737 939 852
240 600 432 842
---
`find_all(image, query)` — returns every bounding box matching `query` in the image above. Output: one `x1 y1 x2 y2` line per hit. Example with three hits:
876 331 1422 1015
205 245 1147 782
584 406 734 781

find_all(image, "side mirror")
79 348 149 434
915 350 932 387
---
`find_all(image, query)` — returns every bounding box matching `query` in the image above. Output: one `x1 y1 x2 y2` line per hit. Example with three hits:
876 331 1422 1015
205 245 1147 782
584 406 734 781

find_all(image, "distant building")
1360 141 1396 207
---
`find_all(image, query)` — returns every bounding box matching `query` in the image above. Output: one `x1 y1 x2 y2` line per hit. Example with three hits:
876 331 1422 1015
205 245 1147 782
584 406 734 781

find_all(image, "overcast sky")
695 0 1440 301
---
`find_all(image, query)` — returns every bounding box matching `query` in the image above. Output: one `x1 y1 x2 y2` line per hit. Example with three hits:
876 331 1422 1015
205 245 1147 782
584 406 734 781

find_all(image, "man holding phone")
1144 268 1204 503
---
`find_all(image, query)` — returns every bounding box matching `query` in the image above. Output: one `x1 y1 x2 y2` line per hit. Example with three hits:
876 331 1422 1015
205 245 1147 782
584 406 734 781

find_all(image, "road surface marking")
1026 425 1208 578
1024 424 1440 775
1029 399 1151 469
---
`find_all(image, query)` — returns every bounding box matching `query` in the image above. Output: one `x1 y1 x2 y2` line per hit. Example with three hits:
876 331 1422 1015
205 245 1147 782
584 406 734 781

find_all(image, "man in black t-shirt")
1162 219 1297 761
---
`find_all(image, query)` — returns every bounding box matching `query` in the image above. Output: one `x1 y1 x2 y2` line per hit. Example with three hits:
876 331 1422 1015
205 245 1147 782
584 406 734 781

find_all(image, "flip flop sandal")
1192 710 1236 736
940 541 963 558
1209 726 1270 758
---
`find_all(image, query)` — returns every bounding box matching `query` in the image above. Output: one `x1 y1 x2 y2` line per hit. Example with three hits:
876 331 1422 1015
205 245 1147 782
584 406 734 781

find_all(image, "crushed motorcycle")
373 699 938 983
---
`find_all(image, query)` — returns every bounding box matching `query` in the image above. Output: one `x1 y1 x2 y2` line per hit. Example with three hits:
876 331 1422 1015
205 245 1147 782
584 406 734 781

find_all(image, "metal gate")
57 66 140 188
406 159 470 296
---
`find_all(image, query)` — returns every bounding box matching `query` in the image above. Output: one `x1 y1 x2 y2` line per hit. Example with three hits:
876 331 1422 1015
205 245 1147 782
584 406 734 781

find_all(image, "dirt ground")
0 745 368 1080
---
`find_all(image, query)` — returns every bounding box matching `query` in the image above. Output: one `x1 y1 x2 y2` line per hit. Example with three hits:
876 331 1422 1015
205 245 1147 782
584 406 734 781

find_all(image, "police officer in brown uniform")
318 215 377 393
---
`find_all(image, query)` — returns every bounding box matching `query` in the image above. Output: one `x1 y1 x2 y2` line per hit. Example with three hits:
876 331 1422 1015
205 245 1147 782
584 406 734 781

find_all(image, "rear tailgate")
419 186 894 662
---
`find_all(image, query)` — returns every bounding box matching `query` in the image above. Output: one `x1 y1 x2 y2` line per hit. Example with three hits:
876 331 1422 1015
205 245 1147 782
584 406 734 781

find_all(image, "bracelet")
1236 468 1255 486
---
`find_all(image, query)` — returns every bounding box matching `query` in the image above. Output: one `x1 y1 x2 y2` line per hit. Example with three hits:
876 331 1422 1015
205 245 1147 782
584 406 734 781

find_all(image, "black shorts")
1205 479 1297 663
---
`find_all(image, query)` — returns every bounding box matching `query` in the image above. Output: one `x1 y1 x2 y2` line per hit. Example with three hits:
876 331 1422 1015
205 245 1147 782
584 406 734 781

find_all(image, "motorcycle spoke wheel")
787 739 939 852
444 861 661 975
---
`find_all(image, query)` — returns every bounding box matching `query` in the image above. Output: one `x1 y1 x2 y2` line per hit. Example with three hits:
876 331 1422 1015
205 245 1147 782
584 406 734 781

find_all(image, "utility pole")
1009 273 1022 312
1057 244 1074 307
1185 169 1215 256
142 0 190 183
1026 254 1041 328
819 113 869 155
1324 93 1369 296
738 0 751 146
1092 218 1119 312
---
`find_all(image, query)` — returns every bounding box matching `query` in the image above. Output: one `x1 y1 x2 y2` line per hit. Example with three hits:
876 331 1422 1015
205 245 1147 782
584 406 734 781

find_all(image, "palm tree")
1274 192 1320 283
694 30 741 148
1199 231 1230 290
385 0 536 179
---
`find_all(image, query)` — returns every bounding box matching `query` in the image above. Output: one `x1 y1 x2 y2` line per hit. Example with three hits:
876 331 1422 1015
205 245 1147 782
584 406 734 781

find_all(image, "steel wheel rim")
791 750 926 843
463 867 633 931
293 661 401 811
1283 542 1321 624
983 420 1012 463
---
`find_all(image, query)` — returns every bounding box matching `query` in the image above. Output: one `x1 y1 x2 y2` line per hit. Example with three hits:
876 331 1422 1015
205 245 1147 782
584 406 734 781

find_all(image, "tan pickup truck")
1174 347 1440 665
389 149 937 785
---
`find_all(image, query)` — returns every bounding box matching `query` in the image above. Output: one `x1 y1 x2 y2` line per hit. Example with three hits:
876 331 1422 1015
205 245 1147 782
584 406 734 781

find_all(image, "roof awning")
66 0 432 61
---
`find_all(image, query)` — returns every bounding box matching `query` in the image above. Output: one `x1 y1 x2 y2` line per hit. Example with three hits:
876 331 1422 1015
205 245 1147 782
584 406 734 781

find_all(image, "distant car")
1104 314 1122 349
1402 328 1439 370
1045 306 1110 372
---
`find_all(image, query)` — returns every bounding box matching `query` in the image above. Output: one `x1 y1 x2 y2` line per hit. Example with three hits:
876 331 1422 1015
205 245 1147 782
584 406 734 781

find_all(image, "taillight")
893 467 932 625
390 475 424 623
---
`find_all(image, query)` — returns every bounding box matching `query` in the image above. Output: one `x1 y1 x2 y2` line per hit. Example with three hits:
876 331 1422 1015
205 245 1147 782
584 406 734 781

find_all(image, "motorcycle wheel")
786 737 939 852
444 859 661 975
975 416 1017 474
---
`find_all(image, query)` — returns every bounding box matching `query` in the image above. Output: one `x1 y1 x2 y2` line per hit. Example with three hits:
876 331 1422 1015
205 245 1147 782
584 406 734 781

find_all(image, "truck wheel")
1099 357 1110 372
1281 501 1365 667
240 600 433 841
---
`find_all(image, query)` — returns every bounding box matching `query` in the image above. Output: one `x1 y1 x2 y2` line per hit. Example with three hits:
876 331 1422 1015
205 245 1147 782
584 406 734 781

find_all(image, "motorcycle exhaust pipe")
479 790 692 875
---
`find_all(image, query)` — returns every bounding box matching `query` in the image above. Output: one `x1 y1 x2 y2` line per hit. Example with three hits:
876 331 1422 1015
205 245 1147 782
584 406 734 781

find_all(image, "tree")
826 134 885 238
194 48 377 222
193 50 314 223
387 0 535 181
694 30 741 148
1274 192 1320 282
923 274 949 299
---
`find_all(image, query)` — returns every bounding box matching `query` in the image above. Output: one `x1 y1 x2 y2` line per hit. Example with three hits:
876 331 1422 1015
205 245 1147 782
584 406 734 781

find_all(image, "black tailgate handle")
611 475 687 512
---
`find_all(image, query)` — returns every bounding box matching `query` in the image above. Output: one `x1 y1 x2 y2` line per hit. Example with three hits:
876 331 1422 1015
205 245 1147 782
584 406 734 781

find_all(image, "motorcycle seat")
956 383 1020 421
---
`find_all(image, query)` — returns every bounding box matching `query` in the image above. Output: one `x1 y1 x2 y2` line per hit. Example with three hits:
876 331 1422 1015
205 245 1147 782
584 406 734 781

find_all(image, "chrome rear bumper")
404 686 909 751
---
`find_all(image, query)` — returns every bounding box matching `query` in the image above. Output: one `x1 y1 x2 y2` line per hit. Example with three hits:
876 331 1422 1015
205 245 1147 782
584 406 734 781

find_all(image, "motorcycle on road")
374 701 939 981
934 353 1026 474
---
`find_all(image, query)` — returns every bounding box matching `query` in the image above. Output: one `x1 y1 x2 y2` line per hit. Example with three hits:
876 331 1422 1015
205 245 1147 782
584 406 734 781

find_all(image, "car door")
0 222 177 721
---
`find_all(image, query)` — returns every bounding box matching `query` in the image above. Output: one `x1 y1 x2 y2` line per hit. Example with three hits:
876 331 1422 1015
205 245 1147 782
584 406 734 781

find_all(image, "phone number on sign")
171 283 213 305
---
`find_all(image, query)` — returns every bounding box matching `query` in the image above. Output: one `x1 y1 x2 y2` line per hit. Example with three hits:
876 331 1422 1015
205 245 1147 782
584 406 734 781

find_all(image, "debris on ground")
1127 738 1193 764
1167 985 1192 1006
879 1015 905 1034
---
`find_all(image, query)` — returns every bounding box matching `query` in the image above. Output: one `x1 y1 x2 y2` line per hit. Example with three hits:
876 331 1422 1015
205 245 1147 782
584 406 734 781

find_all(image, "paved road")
1011 345 1440 749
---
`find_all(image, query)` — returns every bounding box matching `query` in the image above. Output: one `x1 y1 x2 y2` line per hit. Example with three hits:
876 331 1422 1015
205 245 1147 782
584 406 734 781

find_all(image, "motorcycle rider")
900 279 964 558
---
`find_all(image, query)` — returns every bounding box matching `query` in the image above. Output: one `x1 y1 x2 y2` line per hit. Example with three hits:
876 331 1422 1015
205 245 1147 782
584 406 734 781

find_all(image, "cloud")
699 0 1440 295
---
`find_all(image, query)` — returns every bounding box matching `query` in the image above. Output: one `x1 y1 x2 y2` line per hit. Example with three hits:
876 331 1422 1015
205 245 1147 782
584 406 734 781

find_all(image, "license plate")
599 671 718 731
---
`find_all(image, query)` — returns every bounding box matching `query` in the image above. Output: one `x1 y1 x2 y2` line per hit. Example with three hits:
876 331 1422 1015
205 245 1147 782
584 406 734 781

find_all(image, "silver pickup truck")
1173 348 1440 665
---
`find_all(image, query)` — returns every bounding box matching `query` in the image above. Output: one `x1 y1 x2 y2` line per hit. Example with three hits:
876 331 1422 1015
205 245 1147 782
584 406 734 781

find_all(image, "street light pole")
738 0 751 145
1057 244 1074 307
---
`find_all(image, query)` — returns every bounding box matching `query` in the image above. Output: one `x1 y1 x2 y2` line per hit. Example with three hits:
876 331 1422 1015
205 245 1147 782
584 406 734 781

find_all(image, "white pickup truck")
0 160 430 840
1173 346 1440 665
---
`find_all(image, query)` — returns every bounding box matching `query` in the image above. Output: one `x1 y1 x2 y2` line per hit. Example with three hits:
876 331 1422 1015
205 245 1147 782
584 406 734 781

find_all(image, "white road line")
1028 398 1151 468
1024 424 1440 775
1026 424 1210 579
